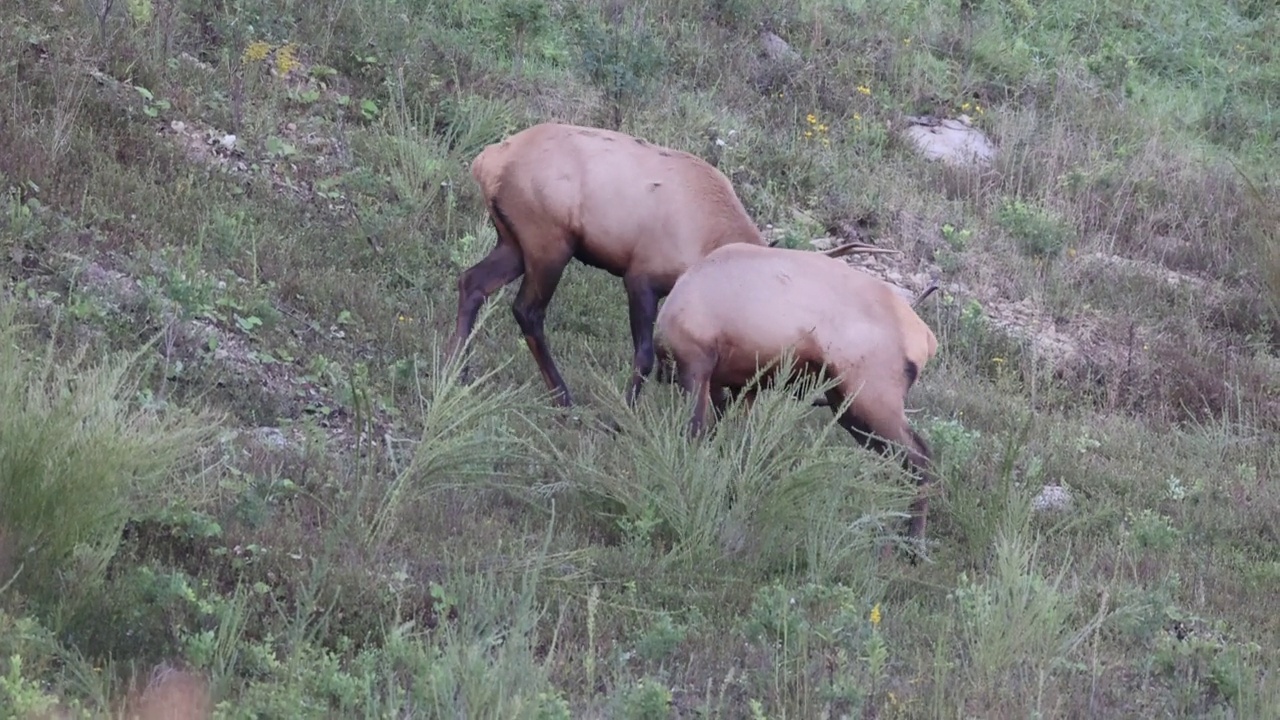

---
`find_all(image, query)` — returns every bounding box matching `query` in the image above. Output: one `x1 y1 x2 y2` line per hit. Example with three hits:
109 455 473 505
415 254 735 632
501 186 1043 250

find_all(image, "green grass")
1 0 1279 717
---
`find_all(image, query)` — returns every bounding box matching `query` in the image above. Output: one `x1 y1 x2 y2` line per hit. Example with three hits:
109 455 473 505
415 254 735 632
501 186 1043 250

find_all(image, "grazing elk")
654 242 939 551
445 122 897 408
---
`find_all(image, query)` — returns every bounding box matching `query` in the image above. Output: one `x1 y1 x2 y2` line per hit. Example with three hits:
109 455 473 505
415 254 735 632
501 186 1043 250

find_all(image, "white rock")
1032 484 1074 513
251 427 290 449
901 116 995 168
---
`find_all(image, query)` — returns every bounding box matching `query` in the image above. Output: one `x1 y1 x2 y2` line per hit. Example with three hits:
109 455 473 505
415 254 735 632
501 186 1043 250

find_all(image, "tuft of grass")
548 355 918 582
1231 159 1280 335
946 529 1114 714
352 305 548 556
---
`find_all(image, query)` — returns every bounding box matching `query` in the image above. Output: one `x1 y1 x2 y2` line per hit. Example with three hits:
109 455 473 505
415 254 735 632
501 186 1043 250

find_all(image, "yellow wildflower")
817 123 828 132
853 113 862 121
903 37 911 45
856 84 871 96
242 40 272 64
961 101 971 111
804 130 813 138
806 113 817 125
870 603 881 626
275 42 301 75
992 357 1006 365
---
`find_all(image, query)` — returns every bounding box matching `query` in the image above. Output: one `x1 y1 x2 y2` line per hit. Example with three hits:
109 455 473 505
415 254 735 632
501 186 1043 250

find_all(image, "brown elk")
445 122 898 408
654 242 939 551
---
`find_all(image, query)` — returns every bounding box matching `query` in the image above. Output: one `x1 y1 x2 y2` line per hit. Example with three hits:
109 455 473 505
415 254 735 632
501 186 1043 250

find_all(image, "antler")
823 241 903 259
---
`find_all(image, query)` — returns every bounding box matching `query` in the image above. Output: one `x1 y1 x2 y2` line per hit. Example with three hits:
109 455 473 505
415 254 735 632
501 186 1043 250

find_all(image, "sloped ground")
2 0 1279 717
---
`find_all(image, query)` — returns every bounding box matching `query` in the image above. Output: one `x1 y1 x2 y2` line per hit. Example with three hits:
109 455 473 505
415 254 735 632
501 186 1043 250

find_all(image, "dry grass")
122 668 212 720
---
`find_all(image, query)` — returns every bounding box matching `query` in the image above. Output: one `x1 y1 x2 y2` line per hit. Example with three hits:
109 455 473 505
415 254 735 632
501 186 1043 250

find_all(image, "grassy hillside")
2 0 1278 717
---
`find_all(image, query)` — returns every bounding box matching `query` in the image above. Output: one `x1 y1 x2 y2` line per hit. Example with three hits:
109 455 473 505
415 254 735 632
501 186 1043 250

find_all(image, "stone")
901 114 995 168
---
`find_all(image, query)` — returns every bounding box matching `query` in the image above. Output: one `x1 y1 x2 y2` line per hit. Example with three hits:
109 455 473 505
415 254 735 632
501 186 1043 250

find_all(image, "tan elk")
654 242 939 549
445 122 897 408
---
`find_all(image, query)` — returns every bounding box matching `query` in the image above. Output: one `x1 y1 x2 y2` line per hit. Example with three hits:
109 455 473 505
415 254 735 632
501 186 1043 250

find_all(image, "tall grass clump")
1233 162 1280 336
0 304 220 608
552 354 920 583
194 527 575 718
348 304 550 556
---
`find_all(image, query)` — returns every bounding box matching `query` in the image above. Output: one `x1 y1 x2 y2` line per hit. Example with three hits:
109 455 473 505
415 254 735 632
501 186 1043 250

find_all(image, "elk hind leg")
447 203 527 376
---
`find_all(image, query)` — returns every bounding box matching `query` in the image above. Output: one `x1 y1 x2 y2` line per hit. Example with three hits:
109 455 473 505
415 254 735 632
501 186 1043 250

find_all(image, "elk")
653 242 939 549
445 122 898 408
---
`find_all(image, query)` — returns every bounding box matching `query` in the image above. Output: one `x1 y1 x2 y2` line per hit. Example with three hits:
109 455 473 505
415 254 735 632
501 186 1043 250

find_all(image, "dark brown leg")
511 256 573 407
623 274 664 408
688 376 714 438
825 388 936 560
445 224 525 374
653 344 676 385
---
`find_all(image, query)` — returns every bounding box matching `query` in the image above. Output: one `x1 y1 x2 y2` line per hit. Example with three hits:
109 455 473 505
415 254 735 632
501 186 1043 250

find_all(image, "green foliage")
571 3 666 130
950 532 1098 685
610 676 673 719
351 316 543 556
996 197 1074 259
496 0 551 74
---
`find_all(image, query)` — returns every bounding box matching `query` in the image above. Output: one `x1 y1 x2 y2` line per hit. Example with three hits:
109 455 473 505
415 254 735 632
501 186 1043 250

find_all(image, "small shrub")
612 677 674 720
633 611 687 664
572 4 666 130
995 198 1073 259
